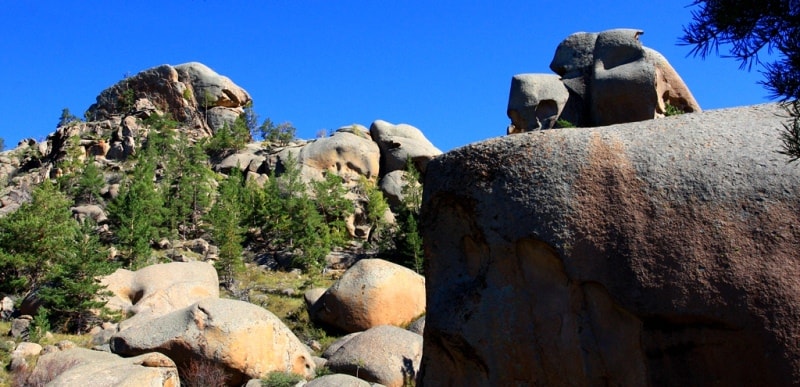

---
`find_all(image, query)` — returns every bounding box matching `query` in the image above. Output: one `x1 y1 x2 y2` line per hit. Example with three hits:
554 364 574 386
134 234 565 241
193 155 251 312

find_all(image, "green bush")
261 371 304 387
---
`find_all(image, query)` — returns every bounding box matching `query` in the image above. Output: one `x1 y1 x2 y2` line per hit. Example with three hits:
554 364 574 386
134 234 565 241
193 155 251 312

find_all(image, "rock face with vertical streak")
419 104 800 386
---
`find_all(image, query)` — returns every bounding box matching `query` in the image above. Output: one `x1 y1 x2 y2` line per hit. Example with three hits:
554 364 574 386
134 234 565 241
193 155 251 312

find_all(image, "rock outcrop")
100 261 219 330
87 62 251 137
26 348 178 387
508 28 701 133
110 298 315 385
308 258 426 333
420 104 800 386
370 120 442 175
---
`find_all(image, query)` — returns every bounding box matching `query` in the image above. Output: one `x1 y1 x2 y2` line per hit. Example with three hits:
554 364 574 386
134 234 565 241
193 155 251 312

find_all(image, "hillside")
2 28 799 387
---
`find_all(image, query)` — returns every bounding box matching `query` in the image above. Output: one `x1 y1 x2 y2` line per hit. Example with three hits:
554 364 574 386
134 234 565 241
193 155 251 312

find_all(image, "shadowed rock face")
419 104 800 386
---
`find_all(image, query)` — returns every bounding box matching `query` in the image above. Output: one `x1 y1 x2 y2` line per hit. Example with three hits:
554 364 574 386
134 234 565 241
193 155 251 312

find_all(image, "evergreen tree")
207 168 245 289
206 114 251 154
258 118 296 146
393 159 424 273
108 155 162 269
38 220 116 332
0 180 77 298
361 176 390 245
73 160 105 205
257 155 333 271
0 180 117 333
57 108 80 127
311 172 355 245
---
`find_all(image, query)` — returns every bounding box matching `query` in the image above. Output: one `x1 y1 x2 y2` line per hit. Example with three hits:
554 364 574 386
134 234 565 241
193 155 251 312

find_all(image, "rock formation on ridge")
507 28 701 133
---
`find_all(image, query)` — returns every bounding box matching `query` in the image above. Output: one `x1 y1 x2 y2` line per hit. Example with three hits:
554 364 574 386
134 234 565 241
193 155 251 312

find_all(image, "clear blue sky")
0 1 776 152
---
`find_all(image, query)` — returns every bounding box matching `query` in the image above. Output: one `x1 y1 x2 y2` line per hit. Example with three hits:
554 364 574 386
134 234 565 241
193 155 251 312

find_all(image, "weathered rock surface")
507 74 569 133
369 120 442 175
420 104 800 386
298 129 381 182
310 259 426 333
327 325 422 387
306 373 373 387
27 348 178 387
100 261 219 330
110 298 315 385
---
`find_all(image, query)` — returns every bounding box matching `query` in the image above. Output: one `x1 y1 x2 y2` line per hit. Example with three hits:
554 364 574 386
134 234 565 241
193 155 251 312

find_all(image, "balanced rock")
369 120 442 175
100 261 219 330
326 325 422 387
26 348 178 387
507 74 569 133
509 28 701 132
110 298 315 385
310 259 425 333
420 104 800 386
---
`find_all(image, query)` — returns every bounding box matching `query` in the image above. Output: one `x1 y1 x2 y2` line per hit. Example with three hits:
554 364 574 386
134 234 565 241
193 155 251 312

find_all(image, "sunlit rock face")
421 104 800 386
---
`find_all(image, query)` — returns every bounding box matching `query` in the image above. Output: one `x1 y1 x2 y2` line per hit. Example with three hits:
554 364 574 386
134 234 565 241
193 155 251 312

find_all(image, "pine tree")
312 172 355 245
0 180 117 333
0 180 77 297
73 160 105 205
394 158 424 273
207 168 245 289
38 221 116 332
108 156 163 269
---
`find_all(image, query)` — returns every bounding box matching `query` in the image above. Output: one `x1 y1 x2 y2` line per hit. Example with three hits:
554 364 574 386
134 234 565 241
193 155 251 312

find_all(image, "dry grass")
223 265 341 354
179 358 229 387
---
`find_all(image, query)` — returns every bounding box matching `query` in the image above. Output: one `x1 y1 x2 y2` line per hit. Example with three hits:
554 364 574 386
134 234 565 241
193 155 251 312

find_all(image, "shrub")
179 359 229 387
555 118 576 128
261 371 304 387
664 102 684 117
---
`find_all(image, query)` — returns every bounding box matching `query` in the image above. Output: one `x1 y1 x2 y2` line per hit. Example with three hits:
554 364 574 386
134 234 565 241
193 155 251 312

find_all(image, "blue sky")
0 1 776 152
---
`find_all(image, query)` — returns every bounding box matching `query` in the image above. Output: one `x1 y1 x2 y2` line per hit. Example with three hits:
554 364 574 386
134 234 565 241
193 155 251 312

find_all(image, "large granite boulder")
326 325 422 387
309 259 426 333
297 128 381 182
369 120 442 175
100 261 219 330
25 348 178 387
420 104 800 386
110 298 315 385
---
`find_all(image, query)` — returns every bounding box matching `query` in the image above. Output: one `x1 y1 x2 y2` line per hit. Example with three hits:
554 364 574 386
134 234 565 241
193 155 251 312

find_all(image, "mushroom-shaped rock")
110 298 315 385
28 348 178 387
100 261 219 330
326 325 422 387
369 120 441 175
309 259 425 333
507 74 570 133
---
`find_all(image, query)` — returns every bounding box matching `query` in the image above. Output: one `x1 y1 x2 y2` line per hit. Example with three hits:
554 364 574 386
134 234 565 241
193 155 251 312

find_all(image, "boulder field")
420 104 800 386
